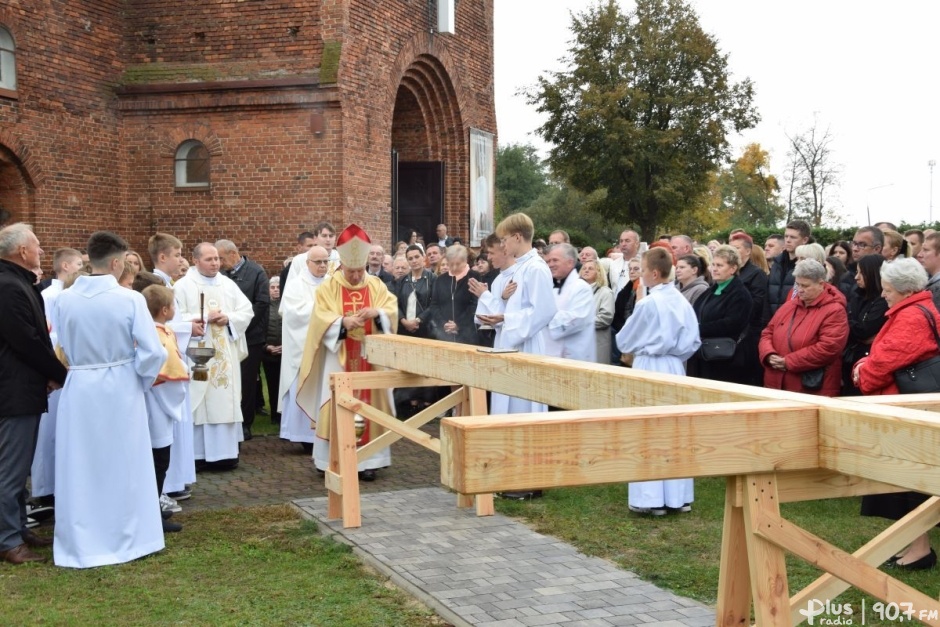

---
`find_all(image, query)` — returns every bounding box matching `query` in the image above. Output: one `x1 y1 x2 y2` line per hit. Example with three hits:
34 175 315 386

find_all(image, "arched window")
174 140 210 188
0 27 15 92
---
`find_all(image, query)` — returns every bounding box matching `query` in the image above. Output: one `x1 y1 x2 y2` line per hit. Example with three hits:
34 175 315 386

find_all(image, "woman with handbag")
758 259 848 395
854 257 940 570
840 254 888 395
687 245 752 383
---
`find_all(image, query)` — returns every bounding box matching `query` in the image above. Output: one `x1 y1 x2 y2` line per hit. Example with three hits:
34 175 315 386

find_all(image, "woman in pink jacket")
759 259 848 396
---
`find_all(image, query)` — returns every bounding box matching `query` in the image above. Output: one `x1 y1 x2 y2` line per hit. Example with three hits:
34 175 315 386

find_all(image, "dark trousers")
0 414 40 551
152 445 171 496
261 355 281 421
239 343 265 429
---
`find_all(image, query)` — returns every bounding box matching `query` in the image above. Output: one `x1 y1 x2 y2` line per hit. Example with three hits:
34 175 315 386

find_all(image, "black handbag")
787 307 826 391
801 368 825 391
699 337 737 361
894 305 940 394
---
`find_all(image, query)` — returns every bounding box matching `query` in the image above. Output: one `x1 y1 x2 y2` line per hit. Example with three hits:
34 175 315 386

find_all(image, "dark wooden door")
393 160 444 246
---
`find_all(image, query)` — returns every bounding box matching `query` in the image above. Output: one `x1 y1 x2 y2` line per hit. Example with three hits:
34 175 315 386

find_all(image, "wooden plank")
324 469 342 495
336 393 442 459
364 334 794 409
331 380 362 528
717 477 752 627
466 387 495 517
330 369 454 389
751 507 940 626
819 401 940 496
789 497 940 624
731 469 906 505
440 402 818 494
742 474 790 627
848 394 940 413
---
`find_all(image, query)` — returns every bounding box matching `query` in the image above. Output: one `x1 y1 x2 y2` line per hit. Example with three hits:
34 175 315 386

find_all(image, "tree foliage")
495 143 548 217
784 121 841 227
526 0 758 240
717 143 784 228
525 181 623 252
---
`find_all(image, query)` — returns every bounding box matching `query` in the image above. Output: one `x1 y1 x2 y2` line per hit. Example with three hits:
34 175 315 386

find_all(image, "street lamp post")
930 159 936 225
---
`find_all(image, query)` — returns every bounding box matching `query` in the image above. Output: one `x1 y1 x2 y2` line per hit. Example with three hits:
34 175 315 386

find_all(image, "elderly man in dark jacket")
0 223 68 564
216 239 270 441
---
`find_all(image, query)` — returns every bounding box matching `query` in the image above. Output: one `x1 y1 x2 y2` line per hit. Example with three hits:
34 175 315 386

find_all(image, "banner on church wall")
469 128 494 248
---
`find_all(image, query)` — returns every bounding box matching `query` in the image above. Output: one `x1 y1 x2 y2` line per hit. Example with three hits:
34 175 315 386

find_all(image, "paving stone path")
181 425 715 626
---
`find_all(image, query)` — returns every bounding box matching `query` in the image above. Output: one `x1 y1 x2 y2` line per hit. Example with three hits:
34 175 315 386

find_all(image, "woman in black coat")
395 244 436 339
840 254 888 395
687 245 753 383
426 244 481 346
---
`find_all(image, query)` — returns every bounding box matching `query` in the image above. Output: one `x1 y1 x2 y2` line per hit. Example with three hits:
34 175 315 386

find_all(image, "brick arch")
158 124 223 158
385 32 476 134
0 129 44 188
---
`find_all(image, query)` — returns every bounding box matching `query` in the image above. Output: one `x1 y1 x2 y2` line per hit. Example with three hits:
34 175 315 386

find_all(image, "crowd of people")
2 214 940 572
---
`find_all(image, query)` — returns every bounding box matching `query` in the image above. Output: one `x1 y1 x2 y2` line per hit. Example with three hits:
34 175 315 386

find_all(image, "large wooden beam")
364 335 794 409
818 399 940 497
440 401 818 494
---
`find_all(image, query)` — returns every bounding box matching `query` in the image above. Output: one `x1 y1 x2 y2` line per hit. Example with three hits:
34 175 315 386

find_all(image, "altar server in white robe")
174 243 253 467
476 213 556 415
278 245 329 446
149 233 203 496
471 233 516 349
616 247 701 516
32 248 83 502
544 243 596 362
53 231 167 568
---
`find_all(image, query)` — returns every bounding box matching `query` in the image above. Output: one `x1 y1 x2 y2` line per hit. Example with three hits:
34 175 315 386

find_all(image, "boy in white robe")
142 285 190 533
148 233 202 502
53 231 167 568
616 247 701 515
476 214 556 500
32 248 83 505
476 214 556 416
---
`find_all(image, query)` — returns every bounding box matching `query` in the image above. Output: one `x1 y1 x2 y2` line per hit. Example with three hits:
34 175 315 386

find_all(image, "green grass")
497 478 940 624
1 505 442 626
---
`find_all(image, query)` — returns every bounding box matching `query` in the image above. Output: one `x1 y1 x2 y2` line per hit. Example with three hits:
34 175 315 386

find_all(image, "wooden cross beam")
365 335 940 497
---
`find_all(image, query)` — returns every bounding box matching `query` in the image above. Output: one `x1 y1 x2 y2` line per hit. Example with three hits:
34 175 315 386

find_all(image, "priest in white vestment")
544 243 596 362
296 225 397 478
173 243 253 467
476 214 556 416
616 247 701 516
149 233 203 496
53 232 167 568
278 245 329 446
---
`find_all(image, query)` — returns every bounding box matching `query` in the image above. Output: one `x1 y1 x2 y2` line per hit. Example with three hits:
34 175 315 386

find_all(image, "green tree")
526 0 758 240
525 181 623 252
718 143 784 228
495 143 548 217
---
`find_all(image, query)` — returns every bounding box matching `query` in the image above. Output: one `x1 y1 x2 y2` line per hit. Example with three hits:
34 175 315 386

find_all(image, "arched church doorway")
390 54 465 247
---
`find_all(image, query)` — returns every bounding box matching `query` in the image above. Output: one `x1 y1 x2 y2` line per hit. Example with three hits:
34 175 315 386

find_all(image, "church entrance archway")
391 54 465 247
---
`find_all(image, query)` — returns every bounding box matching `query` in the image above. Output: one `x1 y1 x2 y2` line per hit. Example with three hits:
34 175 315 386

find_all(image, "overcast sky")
493 0 940 230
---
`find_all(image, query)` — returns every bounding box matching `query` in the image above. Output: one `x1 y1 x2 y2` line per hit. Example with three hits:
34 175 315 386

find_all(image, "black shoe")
358 469 376 482
162 520 183 533
243 427 253 441
498 490 543 500
890 548 937 571
301 442 313 454
161 510 173 520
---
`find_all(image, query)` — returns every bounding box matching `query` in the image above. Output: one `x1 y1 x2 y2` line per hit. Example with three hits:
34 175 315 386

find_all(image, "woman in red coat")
759 259 848 395
854 257 940 570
